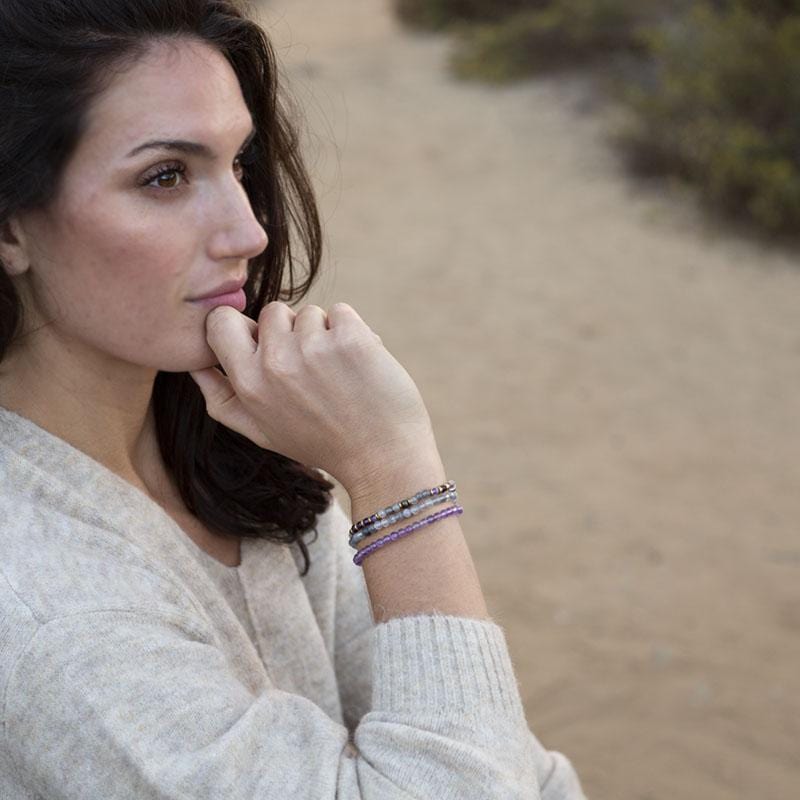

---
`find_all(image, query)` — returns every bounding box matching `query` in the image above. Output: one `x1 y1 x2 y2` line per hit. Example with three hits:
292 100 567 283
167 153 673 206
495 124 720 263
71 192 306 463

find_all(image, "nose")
205 180 269 263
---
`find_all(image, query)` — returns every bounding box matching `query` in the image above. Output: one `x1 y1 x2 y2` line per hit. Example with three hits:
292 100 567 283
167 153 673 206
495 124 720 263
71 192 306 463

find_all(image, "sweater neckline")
0 403 253 571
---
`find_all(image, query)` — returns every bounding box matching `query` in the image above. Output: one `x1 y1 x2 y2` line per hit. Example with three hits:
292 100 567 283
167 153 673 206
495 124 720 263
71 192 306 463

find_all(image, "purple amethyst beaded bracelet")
352 504 464 566
349 489 458 549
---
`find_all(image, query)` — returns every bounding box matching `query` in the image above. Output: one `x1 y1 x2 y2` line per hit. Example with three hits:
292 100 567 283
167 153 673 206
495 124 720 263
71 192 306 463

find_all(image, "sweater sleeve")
3 602 580 800
330 500 587 799
330 497 374 736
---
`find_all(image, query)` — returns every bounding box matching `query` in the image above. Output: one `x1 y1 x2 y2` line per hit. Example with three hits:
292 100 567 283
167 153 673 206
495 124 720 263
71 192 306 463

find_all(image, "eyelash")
139 144 258 191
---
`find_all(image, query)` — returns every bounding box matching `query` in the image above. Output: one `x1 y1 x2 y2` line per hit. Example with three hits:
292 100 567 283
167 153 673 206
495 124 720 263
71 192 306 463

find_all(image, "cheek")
44 198 199 358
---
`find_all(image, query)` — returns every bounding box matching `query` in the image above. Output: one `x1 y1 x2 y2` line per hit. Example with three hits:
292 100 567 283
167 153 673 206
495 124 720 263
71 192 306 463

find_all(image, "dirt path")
256 2 800 797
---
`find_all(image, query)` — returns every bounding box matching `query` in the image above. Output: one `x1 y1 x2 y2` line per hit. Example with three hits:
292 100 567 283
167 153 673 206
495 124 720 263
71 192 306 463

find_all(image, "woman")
0 1 586 797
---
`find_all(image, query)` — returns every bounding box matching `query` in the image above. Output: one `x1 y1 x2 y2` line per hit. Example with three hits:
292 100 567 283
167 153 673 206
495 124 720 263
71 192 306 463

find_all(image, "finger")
257 301 295 346
203 306 257 381
328 303 376 328
292 304 328 334
327 302 366 330
327 302 381 344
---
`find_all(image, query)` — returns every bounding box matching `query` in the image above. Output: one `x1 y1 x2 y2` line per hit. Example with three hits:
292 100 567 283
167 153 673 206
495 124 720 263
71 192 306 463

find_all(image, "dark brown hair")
0 0 334 574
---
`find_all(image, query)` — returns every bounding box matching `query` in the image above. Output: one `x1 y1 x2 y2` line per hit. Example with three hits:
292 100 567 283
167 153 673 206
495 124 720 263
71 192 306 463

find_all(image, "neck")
0 336 173 503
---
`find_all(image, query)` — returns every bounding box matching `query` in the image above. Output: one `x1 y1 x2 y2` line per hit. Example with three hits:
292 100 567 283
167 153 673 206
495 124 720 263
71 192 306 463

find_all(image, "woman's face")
11 37 268 373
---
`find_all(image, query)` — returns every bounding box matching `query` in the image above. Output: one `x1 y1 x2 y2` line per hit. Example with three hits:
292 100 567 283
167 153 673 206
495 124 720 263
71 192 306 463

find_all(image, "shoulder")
0 491 202 627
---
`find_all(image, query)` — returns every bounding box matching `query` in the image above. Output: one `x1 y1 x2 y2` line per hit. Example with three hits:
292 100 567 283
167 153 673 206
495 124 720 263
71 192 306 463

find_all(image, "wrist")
344 445 446 511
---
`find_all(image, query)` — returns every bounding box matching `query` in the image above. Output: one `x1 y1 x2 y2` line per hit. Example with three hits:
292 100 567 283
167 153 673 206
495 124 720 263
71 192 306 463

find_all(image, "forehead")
79 38 253 156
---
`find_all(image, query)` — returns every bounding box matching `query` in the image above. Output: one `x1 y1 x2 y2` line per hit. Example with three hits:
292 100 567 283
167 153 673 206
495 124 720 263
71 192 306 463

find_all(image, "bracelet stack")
349 479 462 566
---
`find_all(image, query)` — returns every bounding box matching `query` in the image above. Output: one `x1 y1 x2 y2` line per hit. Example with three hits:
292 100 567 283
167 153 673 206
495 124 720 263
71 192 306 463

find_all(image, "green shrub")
393 0 546 31
394 0 800 234
618 3 800 232
450 0 661 82
737 0 800 22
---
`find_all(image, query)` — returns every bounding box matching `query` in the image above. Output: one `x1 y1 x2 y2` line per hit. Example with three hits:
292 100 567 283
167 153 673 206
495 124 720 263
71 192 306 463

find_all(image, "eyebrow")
125 124 257 159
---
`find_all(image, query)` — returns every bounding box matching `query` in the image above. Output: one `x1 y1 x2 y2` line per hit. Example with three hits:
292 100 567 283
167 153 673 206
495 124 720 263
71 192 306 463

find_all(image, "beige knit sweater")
0 405 586 799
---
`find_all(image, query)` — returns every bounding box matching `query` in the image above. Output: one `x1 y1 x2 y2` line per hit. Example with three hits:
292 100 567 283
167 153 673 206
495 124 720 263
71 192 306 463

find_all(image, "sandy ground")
255 2 799 797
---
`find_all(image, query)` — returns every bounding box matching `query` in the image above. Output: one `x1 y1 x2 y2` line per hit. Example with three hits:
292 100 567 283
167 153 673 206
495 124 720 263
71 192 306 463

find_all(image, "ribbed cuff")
372 613 527 724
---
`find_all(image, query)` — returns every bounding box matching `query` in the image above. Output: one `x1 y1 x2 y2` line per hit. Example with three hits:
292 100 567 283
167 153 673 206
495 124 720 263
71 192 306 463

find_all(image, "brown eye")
234 143 258 182
140 162 187 190
155 170 182 189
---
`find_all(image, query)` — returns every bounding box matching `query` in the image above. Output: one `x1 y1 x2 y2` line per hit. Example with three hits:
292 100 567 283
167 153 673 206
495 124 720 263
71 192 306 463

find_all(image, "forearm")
348 449 491 624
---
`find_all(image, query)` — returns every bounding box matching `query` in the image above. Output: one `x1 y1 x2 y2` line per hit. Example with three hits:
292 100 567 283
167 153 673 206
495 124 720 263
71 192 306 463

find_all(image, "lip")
189 288 247 312
189 277 247 301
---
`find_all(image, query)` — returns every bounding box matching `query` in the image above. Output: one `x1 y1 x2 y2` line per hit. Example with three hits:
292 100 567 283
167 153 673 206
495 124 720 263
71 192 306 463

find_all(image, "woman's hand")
189 301 439 494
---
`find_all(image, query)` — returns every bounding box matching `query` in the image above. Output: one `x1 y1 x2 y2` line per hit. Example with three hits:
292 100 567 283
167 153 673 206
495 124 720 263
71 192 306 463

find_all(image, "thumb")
189 366 271 449
188 366 238 414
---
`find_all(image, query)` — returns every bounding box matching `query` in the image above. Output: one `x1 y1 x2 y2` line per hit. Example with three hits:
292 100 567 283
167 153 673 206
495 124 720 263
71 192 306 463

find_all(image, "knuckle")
298 333 328 360
297 303 324 314
259 300 282 321
330 325 358 346
236 376 261 403
261 347 294 378
295 304 327 325
333 326 377 355
260 299 284 313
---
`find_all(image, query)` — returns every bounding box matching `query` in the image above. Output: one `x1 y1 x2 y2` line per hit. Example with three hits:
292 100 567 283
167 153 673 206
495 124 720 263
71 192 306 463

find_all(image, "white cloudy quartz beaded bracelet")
348 480 462 566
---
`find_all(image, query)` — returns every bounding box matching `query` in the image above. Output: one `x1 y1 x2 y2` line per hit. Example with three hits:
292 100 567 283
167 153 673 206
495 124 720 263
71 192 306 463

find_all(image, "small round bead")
350 480 458 540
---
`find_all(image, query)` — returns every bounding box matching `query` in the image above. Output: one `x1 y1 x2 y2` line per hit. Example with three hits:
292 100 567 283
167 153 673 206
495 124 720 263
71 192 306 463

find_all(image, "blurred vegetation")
395 0 547 30
394 0 800 235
